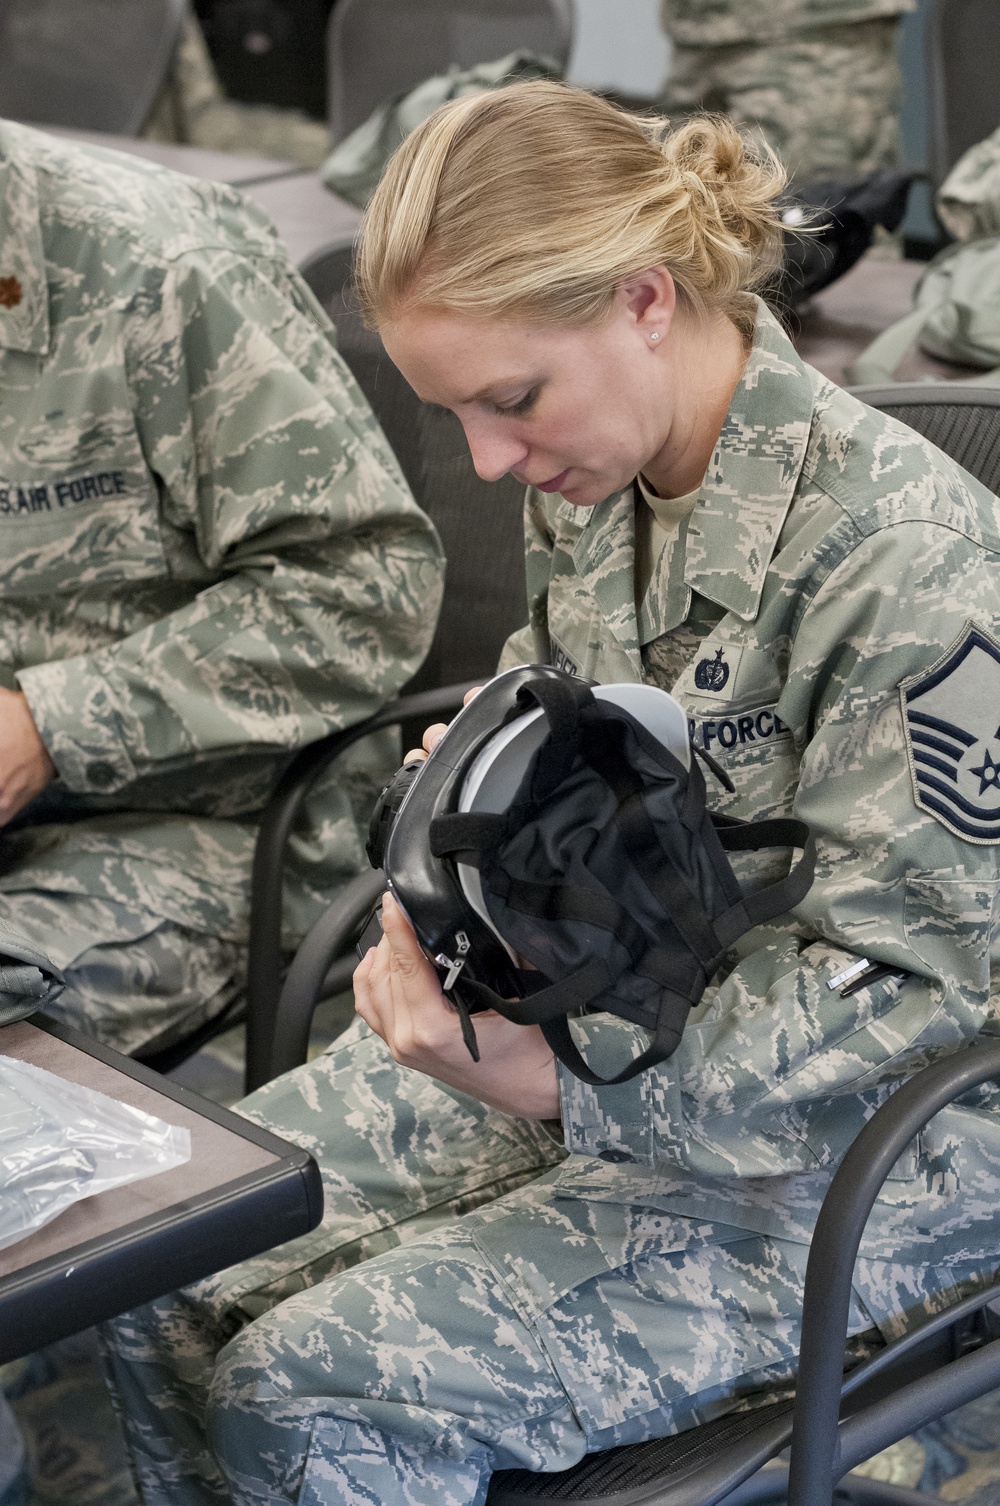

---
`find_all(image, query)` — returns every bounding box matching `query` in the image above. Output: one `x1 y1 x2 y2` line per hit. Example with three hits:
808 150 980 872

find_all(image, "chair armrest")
265 866 386 1083
787 1039 1000 1506
245 682 479 1093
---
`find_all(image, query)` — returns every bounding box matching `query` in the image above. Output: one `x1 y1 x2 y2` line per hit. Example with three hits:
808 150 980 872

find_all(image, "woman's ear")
619 266 677 347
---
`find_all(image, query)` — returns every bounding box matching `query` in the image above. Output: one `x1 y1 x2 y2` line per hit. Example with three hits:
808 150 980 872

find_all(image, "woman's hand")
353 891 560 1120
0 688 56 825
403 685 483 764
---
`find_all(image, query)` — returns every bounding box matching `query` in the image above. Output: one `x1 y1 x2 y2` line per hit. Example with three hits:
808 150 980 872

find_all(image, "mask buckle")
435 931 470 991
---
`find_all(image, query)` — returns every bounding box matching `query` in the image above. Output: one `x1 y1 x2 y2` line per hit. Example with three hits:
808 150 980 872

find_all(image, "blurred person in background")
659 0 915 183
142 1 331 167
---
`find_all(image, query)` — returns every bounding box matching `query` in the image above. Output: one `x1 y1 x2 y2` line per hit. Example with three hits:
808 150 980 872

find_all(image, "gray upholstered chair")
925 0 1000 189
326 0 573 146
0 0 185 135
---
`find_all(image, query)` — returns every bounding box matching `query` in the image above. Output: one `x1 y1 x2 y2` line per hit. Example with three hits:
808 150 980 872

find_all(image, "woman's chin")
562 477 622 509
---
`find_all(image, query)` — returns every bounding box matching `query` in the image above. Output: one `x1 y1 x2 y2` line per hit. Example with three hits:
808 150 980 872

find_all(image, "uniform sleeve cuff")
557 1014 655 1166
17 657 137 794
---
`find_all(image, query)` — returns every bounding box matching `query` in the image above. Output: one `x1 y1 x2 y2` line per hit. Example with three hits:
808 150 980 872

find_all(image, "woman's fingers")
404 688 484 765
380 892 439 985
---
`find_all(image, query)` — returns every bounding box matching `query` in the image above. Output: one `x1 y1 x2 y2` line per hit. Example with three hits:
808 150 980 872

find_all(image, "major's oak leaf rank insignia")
901 621 1000 843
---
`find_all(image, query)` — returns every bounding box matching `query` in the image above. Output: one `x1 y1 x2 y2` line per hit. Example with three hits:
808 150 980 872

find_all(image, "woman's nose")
461 419 528 484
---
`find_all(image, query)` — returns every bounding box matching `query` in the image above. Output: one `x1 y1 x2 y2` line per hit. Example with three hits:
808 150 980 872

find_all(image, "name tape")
0 471 128 516
688 708 790 751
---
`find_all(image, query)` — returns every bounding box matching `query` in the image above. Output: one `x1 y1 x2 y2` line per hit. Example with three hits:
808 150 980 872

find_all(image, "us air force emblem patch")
901 622 1000 843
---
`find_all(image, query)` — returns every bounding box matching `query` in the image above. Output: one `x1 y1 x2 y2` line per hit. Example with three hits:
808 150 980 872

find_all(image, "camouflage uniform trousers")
0 882 244 1059
101 1019 878 1506
660 17 903 182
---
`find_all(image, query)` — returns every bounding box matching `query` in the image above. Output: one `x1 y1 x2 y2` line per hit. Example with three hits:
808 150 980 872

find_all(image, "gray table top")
39 125 299 187
242 171 362 268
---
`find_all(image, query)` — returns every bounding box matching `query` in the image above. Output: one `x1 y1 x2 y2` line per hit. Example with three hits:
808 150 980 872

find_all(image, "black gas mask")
365 666 815 1085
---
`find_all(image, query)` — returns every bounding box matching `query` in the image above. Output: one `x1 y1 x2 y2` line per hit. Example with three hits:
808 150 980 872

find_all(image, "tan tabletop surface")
0 1020 276 1281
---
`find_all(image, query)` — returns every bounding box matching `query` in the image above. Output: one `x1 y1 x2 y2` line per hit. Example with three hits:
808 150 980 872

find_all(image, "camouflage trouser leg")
101 1019 569 1504
102 1022 876 1506
0 890 243 1056
661 18 904 183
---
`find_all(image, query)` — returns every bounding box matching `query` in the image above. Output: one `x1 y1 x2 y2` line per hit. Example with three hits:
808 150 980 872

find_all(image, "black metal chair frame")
487 1042 1000 1504
255 939 1000 1504
244 682 480 1092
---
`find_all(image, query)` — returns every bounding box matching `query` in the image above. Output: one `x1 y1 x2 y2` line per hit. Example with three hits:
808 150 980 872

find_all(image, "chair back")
926 0 1000 186
300 239 529 694
848 383 1000 495
326 0 573 145
0 0 185 136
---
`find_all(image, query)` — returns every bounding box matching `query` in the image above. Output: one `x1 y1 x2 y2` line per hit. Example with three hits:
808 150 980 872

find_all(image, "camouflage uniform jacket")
0 120 443 944
660 0 913 47
501 301 1000 1334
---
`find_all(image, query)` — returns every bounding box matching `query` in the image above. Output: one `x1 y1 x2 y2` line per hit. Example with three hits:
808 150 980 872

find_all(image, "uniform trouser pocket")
468 1176 875 1437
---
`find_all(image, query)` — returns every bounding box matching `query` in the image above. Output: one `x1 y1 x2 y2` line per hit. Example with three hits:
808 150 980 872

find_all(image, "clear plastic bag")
0 1055 191 1252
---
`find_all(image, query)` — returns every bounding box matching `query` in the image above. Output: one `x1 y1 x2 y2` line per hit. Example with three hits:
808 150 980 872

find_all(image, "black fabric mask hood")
370 666 815 1085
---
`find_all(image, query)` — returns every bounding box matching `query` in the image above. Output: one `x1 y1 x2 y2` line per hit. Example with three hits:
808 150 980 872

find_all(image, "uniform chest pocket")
672 638 796 806
688 703 799 823
0 468 167 597
903 870 1000 1003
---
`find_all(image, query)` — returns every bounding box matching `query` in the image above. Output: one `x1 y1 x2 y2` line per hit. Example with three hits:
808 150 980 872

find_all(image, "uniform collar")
682 299 814 621
572 300 814 651
0 124 51 356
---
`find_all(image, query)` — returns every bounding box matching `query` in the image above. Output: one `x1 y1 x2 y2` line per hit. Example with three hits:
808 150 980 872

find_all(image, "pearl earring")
650 332 660 342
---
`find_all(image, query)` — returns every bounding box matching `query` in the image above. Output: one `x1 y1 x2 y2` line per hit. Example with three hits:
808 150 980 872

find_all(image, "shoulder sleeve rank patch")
900 621 1000 844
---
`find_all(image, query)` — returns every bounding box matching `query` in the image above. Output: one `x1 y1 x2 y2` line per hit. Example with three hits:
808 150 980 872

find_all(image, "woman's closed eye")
495 388 538 417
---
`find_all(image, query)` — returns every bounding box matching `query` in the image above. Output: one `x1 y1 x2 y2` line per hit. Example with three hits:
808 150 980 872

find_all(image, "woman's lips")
535 468 570 493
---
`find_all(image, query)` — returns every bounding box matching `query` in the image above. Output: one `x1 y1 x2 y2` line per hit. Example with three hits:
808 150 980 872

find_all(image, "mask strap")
539 1008 687 1086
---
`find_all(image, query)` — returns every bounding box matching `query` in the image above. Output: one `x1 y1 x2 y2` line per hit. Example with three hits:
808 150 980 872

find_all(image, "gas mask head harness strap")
367 665 816 1086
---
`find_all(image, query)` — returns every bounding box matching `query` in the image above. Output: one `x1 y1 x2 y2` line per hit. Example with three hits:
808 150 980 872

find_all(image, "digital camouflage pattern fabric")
103 303 1000 1503
659 0 914 182
0 120 444 1053
659 0 914 46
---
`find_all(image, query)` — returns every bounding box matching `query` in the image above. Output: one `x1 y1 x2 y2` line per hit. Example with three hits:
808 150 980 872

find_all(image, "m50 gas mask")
365 665 815 1085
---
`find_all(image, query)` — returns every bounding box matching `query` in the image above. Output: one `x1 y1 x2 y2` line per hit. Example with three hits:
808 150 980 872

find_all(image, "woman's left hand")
353 891 560 1120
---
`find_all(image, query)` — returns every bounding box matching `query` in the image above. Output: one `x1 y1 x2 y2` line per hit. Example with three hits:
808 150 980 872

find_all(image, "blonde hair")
356 80 786 341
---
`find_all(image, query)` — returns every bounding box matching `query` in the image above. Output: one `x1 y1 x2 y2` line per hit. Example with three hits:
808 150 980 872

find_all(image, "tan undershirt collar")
634 472 700 606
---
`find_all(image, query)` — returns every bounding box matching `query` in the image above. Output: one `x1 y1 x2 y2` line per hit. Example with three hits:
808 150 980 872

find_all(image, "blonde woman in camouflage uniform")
0 120 444 1056
105 84 1000 1504
660 0 915 183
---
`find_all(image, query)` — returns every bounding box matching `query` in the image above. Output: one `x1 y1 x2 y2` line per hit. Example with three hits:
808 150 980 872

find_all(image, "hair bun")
659 114 786 279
